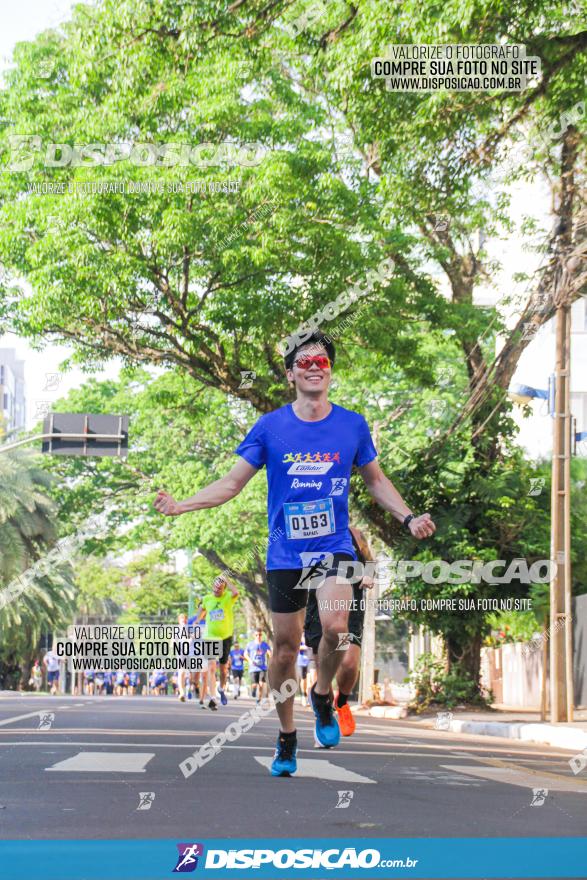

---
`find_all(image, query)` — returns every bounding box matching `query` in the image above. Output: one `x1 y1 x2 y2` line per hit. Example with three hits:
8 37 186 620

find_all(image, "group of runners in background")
71 539 367 742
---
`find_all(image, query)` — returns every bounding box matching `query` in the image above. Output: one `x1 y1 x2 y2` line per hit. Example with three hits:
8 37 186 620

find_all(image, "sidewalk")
359 702 587 752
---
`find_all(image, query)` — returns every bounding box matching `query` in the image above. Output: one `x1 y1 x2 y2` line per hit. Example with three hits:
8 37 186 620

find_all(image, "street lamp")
508 382 550 406
508 381 585 445
509 379 556 421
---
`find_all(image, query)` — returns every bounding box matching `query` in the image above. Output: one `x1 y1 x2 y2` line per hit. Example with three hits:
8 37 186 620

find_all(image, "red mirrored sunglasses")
293 354 331 370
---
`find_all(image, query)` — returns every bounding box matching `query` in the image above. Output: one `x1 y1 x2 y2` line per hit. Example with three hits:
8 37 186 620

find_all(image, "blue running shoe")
270 733 297 776
309 685 340 748
219 688 228 706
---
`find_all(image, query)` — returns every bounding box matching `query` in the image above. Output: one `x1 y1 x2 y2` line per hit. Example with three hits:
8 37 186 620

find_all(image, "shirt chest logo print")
291 478 323 491
329 477 347 495
283 451 341 475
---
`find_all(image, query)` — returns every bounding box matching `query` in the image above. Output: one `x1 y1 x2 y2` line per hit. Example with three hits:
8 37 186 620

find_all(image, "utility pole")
550 304 574 722
359 417 387 706
360 577 378 705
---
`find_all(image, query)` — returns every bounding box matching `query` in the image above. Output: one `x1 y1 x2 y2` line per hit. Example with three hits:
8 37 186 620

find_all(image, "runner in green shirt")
199 576 239 706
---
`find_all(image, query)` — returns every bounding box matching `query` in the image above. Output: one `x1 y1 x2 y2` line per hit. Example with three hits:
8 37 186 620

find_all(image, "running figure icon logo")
295 552 334 590
530 788 548 807
329 477 347 496
173 843 204 872
335 790 354 808
435 711 452 731
528 477 545 496
38 712 55 730
42 372 62 392
336 632 352 652
136 792 155 811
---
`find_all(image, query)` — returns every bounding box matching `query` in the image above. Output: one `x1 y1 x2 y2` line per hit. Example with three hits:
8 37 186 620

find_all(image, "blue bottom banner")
1 837 587 878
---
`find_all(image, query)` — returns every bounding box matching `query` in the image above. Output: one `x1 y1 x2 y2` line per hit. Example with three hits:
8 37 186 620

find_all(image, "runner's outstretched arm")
154 458 258 516
225 577 239 598
358 460 436 539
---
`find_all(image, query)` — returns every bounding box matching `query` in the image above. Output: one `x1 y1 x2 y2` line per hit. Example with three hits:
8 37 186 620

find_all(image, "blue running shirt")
235 403 377 570
229 648 245 671
246 640 271 671
297 645 310 668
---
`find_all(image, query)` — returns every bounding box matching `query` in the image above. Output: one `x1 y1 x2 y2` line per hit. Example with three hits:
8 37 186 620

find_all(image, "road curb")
367 705 408 719
445 719 587 752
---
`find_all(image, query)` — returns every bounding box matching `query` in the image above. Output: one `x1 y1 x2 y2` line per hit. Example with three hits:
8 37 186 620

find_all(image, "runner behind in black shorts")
304 525 374 737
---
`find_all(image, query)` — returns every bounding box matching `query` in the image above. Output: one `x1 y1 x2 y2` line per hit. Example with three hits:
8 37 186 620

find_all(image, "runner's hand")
408 513 436 539
154 490 184 516
359 572 374 590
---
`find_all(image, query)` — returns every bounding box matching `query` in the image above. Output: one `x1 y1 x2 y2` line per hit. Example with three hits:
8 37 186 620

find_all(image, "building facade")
502 296 587 460
0 348 26 435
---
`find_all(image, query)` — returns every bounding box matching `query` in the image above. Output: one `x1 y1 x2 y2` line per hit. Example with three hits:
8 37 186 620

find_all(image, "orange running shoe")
335 696 356 736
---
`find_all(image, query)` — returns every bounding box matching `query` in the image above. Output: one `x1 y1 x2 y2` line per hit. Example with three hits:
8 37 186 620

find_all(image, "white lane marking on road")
46 752 155 773
442 764 587 793
254 757 376 783
0 742 561 762
0 711 53 727
0 728 218 737
402 766 482 787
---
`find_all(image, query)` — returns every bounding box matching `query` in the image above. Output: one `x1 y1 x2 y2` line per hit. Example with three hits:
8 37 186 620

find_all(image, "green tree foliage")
120 548 189 619
74 549 189 622
0 0 585 690
0 451 77 687
73 556 125 620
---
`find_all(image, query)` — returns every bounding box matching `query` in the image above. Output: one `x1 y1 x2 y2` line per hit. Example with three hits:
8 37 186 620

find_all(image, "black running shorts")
219 637 232 665
304 581 366 653
267 552 356 613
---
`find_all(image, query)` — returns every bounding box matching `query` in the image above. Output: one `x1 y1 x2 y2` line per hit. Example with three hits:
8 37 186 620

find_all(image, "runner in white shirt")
175 612 190 702
43 649 60 695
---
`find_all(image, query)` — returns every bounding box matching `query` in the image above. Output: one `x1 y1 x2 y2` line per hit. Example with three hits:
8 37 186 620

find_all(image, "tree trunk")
445 630 483 685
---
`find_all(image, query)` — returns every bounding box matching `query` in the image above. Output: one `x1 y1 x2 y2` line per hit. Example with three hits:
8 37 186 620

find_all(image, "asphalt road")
0 692 585 845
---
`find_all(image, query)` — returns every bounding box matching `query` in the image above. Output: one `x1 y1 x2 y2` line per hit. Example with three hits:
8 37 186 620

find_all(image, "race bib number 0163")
283 498 335 540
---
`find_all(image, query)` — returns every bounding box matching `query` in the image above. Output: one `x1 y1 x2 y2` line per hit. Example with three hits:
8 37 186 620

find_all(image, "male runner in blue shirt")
296 635 311 707
245 630 272 703
155 330 435 776
228 641 246 699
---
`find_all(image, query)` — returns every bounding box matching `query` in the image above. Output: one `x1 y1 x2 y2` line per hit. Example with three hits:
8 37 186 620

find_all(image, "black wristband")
403 514 415 530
